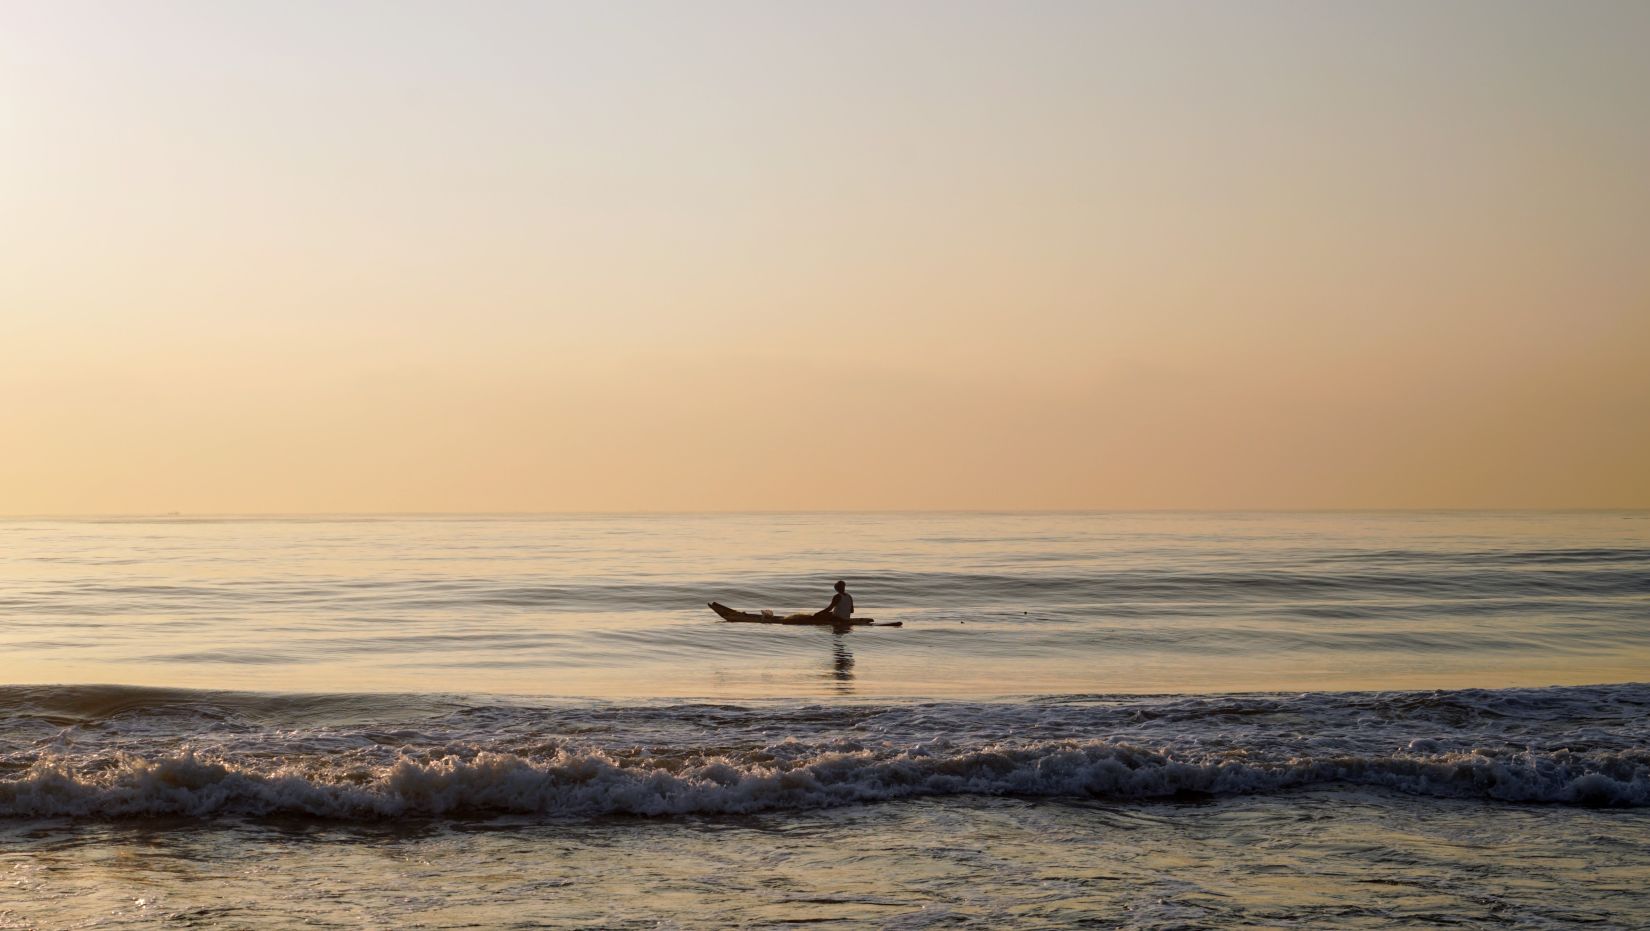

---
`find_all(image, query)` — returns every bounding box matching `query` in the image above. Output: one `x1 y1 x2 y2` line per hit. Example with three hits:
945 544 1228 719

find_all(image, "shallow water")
8 795 1649 929
2 512 1648 927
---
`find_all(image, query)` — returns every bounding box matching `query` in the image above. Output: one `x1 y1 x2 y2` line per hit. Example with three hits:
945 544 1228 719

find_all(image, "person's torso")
834 592 854 618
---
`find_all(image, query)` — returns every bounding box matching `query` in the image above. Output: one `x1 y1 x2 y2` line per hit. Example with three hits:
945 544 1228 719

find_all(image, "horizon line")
3 508 1647 520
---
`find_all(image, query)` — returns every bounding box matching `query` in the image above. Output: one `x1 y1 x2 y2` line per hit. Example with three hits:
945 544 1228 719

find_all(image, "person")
817 580 854 622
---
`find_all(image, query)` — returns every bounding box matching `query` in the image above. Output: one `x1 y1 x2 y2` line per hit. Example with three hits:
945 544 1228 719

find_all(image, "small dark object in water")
707 602 901 627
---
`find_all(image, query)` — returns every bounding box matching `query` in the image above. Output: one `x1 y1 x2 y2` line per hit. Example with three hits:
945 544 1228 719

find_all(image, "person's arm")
820 593 842 616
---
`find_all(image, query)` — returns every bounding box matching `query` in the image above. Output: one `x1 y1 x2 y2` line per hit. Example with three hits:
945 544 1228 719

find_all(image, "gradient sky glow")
3 1 1647 512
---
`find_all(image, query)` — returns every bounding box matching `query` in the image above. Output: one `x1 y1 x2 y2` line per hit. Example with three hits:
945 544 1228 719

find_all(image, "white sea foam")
3 740 1647 820
5 682 1646 820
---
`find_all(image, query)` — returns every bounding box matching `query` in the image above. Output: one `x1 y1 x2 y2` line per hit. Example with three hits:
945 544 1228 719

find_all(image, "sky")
2 0 1647 512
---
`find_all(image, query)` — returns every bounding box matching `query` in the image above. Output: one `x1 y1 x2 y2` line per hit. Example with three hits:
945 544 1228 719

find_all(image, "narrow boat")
708 602 901 627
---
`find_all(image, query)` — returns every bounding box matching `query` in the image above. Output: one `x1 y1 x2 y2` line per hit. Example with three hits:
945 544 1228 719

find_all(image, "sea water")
2 512 1647 927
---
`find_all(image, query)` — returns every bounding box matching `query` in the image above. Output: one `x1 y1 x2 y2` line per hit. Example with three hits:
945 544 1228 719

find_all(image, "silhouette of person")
816 580 854 622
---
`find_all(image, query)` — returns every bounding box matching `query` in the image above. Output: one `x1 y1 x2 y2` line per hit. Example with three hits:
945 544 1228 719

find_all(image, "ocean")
2 512 1647 928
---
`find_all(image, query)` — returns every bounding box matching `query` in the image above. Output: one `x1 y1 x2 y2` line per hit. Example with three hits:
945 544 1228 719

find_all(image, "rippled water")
3 512 1648 927
3 511 1648 696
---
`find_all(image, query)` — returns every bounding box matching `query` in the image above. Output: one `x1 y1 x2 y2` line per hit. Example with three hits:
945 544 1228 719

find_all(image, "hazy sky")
3 1 1647 512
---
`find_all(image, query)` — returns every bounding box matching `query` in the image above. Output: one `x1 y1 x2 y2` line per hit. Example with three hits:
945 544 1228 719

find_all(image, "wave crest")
4 741 1647 820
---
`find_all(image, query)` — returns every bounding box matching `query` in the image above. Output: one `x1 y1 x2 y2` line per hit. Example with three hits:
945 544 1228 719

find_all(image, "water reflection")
827 629 855 693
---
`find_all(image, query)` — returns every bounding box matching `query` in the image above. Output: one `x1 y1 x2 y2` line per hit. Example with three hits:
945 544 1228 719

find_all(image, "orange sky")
2 2 1647 512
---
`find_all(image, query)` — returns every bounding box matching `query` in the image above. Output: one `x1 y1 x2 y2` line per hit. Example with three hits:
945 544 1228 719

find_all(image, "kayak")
708 602 901 627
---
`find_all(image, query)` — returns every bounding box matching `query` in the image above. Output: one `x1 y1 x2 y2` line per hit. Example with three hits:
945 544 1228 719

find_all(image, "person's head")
834 580 846 593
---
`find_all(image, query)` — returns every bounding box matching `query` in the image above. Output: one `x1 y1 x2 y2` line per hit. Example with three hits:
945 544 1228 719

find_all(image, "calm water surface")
3 511 1647 696
2 512 1647 928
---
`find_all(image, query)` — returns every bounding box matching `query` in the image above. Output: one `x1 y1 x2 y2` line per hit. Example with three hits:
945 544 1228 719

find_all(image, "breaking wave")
5 682 1647 820
4 740 1648 820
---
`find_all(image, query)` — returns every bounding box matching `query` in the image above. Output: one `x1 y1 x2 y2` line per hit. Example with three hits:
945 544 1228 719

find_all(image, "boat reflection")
826 628 855 693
